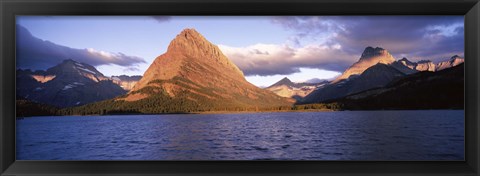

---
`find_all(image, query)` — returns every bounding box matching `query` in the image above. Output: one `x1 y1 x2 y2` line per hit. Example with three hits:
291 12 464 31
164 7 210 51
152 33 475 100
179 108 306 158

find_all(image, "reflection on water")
16 110 464 160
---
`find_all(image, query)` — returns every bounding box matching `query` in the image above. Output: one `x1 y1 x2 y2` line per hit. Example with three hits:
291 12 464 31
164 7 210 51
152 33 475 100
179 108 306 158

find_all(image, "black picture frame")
1 0 479 175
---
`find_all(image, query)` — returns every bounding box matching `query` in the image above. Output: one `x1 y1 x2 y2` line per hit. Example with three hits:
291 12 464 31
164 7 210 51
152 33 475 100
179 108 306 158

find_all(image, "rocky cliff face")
393 55 464 72
16 59 126 108
130 29 244 92
111 75 142 91
392 57 436 73
436 55 465 71
332 47 396 83
415 60 436 72
120 28 292 111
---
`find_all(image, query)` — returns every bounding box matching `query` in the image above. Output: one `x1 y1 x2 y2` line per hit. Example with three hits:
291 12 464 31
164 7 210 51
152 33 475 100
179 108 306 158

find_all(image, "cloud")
16 24 146 71
271 16 464 63
123 66 141 72
150 16 172 23
219 16 464 77
219 43 355 76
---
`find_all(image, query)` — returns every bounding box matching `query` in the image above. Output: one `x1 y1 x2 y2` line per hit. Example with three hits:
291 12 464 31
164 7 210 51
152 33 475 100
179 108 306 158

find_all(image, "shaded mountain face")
301 47 407 104
398 57 416 69
301 48 465 106
266 77 329 100
16 59 126 108
336 63 464 110
111 75 142 90
332 47 395 83
46 59 110 82
301 63 405 104
115 28 292 112
390 57 421 75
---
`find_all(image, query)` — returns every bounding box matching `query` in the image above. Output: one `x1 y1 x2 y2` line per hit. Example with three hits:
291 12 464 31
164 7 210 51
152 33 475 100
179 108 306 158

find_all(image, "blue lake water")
16 110 464 160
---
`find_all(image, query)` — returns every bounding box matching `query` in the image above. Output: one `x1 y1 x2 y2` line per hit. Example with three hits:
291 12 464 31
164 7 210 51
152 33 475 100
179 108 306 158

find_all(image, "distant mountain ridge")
436 55 464 71
267 77 296 88
111 75 142 90
334 63 464 110
393 55 464 73
300 46 464 104
266 77 329 100
17 59 127 107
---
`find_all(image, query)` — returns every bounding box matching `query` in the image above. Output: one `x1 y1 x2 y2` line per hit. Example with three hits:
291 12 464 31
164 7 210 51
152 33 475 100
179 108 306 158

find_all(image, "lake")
16 110 464 160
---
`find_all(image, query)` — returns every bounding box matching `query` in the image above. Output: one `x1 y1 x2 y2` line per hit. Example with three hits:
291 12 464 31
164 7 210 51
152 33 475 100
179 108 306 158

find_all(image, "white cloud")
218 43 356 76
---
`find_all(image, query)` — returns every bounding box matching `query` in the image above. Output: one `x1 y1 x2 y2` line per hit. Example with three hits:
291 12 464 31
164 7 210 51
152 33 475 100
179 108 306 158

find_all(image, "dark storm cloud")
16 25 146 71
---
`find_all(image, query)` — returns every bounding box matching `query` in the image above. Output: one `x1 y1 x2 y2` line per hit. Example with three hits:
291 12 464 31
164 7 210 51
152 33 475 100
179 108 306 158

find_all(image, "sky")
16 16 464 87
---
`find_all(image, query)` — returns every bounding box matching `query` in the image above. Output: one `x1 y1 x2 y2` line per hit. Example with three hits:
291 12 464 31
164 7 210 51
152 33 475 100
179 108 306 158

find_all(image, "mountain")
301 44 466 105
66 28 293 114
16 59 127 108
398 57 416 69
333 63 464 110
436 55 465 71
266 77 329 100
306 78 329 84
392 55 464 72
128 29 246 93
416 60 436 72
111 75 142 90
391 57 436 73
268 77 296 88
332 46 396 83
391 58 419 75
301 62 406 104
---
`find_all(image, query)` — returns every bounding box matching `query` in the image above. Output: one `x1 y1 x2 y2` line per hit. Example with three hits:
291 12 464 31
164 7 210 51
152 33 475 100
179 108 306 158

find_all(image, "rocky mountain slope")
436 55 464 71
301 62 406 104
332 47 396 83
17 59 126 107
300 45 464 104
393 55 464 72
66 28 293 114
334 63 464 110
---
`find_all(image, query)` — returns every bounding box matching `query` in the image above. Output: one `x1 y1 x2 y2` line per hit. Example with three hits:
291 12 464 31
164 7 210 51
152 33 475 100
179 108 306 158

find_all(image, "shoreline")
16 108 465 118
195 109 336 114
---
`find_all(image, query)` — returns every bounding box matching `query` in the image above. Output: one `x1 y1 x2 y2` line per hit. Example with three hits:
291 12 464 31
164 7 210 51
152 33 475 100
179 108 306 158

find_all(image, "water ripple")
16 110 464 160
